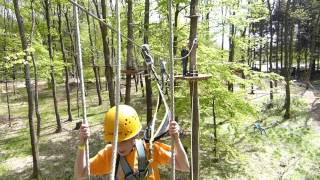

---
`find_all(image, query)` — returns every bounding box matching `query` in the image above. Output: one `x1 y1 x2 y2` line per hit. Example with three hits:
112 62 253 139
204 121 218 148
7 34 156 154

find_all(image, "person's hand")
79 123 90 145
169 121 180 139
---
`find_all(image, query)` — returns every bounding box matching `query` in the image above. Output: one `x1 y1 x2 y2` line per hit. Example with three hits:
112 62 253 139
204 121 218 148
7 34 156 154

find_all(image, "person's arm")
74 123 90 179
169 121 190 172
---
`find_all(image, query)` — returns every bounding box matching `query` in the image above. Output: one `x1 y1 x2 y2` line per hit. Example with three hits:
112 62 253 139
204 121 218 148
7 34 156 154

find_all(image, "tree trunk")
173 3 180 56
64 9 76 76
64 10 81 118
280 23 284 70
297 22 302 79
5 76 11 127
247 24 252 67
143 0 153 124
306 15 320 83
189 0 200 178
212 97 217 158
58 3 73 121
228 6 235 92
221 7 225 51
13 0 40 178
44 0 62 132
276 18 280 72
125 0 134 105
92 20 102 92
284 0 291 119
3 0 11 127
93 0 115 106
267 0 273 103
259 22 263 71
86 2 102 105
304 47 308 74
318 45 320 71
30 0 41 136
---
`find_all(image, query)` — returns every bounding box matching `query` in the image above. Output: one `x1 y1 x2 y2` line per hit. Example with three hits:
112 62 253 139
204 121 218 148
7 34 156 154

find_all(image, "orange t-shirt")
89 140 171 180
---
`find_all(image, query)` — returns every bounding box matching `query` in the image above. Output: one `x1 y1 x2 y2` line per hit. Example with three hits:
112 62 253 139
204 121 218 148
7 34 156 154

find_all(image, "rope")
141 46 171 168
110 0 122 178
68 0 196 61
168 0 176 179
72 1 90 179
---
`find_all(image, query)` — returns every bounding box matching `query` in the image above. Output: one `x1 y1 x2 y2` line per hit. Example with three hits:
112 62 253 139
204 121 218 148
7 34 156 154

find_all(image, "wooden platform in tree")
174 74 212 81
121 69 144 75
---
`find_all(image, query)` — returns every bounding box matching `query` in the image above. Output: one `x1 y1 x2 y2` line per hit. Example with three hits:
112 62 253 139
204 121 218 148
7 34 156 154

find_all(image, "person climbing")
181 47 189 76
160 60 168 76
74 105 189 179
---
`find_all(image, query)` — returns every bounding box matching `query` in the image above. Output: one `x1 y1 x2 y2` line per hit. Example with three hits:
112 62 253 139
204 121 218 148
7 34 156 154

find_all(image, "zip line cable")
68 0 196 61
110 0 122 178
72 1 90 179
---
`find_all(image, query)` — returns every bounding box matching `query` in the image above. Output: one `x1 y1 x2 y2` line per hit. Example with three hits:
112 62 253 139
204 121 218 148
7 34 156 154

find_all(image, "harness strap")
117 140 149 180
119 156 135 179
136 140 148 174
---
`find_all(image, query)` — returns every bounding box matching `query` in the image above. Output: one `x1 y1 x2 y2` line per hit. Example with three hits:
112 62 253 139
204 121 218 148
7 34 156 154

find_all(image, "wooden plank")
174 74 212 81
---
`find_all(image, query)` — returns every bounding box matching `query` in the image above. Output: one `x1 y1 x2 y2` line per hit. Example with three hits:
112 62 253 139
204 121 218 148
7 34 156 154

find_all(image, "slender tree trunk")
144 0 153 124
228 6 235 92
280 23 284 70
58 3 73 121
3 0 11 127
276 19 280 72
267 0 273 103
125 0 134 105
93 0 115 106
44 0 62 132
318 45 320 71
92 20 102 92
259 22 263 71
5 76 11 127
212 97 217 158
247 24 252 67
304 47 308 74
221 7 225 51
64 9 76 76
64 10 81 118
297 22 302 79
284 0 292 119
86 2 102 105
173 3 180 56
189 0 200 178
10 16 17 96
30 0 41 136
13 0 40 178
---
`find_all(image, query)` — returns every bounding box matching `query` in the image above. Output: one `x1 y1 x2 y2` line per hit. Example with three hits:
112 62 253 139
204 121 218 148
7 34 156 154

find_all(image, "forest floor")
0 79 319 179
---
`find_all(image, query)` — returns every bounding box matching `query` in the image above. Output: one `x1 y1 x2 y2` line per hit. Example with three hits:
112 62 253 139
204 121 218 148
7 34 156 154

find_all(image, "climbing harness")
115 140 149 180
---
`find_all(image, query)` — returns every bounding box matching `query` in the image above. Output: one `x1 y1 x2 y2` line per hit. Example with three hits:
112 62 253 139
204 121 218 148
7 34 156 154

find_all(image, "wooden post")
189 0 200 179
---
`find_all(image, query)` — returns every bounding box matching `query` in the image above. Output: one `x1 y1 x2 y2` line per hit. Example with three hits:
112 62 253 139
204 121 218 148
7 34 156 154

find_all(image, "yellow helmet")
104 105 142 142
